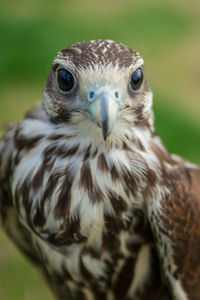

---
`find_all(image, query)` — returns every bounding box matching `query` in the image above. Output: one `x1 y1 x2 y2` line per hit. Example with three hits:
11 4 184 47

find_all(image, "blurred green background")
0 0 200 299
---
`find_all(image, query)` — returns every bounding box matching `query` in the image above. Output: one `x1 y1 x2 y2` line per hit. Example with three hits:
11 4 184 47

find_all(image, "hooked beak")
88 92 120 140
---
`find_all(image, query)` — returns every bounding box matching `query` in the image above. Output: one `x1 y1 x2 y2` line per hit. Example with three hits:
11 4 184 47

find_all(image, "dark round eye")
130 68 143 90
57 68 75 92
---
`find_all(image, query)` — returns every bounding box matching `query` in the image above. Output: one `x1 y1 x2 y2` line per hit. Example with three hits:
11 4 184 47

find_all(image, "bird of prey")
0 40 200 300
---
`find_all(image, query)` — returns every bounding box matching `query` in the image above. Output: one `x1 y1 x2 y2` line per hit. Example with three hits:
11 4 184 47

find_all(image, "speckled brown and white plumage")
1 40 200 300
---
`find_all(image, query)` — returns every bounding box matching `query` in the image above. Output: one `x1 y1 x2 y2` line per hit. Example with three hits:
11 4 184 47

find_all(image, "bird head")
43 40 153 142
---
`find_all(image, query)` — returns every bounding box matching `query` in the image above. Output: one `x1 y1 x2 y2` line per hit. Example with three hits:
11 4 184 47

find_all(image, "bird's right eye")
56 68 75 92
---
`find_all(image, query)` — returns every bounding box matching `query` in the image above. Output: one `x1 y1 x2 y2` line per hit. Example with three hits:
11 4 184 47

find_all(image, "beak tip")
103 133 107 141
102 120 109 141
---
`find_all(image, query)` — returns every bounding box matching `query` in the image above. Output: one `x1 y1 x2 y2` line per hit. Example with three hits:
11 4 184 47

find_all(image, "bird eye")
129 68 143 90
56 68 75 92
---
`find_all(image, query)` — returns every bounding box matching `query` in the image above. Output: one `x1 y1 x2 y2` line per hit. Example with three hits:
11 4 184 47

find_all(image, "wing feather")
0 108 45 265
148 163 200 300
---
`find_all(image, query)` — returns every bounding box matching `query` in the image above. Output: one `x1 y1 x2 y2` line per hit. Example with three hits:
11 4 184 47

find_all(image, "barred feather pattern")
0 112 174 300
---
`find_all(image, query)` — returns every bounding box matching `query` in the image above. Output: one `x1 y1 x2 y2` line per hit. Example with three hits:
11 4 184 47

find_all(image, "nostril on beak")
88 91 95 102
114 91 119 99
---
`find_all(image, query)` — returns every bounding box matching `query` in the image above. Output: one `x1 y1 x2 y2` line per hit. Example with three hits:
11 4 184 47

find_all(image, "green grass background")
0 0 200 299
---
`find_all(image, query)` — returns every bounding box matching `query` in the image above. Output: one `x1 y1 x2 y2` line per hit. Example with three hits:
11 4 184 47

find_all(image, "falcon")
0 40 200 300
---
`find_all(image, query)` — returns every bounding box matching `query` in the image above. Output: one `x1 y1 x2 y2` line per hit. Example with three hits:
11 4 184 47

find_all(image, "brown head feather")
60 40 141 69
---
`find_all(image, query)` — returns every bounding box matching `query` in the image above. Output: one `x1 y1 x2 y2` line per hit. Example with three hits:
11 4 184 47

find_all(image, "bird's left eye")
57 68 75 92
129 68 143 91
